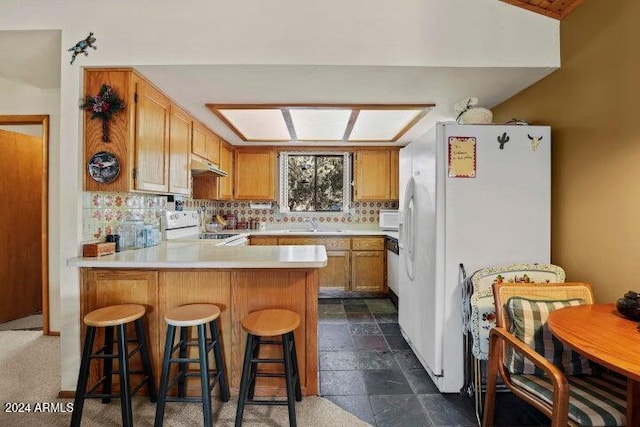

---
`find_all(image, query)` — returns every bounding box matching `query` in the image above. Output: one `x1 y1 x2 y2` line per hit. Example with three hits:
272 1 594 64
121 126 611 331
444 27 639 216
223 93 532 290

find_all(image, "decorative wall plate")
88 151 120 183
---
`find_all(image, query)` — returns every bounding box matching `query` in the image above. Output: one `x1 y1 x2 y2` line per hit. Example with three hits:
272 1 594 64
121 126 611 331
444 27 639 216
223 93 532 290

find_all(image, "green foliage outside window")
287 155 344 211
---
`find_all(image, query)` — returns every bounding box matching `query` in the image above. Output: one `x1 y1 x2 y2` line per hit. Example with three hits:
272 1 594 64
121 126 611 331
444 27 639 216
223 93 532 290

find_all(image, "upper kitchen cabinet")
83 68 188 195
354 149 399 201
217 141 234 200
390 149 399 200
192 121 220 166
133 75 170 193
234 148 276 200
168 104 192 195
192 139 234 200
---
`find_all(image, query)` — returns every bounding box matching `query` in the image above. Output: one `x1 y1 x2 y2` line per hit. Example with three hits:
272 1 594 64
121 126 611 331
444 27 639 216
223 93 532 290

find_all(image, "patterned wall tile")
82 191 167 242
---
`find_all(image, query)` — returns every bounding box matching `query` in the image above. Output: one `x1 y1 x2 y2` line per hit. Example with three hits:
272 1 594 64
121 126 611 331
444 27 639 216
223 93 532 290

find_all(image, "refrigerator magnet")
448 137 476 178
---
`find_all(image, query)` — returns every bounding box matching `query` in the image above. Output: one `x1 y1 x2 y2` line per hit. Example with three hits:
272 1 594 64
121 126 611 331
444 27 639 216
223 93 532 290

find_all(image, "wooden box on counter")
82 242 116 257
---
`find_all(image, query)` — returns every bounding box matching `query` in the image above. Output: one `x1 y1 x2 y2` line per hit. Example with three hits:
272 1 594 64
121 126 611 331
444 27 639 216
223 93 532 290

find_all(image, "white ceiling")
138 64 555 145
0 30 556 146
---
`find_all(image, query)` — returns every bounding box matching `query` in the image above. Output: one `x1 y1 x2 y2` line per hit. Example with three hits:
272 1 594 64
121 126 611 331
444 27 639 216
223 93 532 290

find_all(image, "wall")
0 0 561 391
492 0 640 303
0 77 61 331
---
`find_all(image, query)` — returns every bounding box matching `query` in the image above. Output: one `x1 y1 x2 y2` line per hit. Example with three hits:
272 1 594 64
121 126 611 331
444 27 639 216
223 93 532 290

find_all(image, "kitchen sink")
284 229 346 234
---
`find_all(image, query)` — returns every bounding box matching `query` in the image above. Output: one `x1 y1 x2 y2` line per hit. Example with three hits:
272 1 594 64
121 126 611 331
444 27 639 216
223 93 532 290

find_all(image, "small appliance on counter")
379 209 399 230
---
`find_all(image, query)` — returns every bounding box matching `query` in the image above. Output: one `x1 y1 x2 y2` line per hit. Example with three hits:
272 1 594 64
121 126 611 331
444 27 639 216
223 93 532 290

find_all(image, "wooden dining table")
547 303 640 426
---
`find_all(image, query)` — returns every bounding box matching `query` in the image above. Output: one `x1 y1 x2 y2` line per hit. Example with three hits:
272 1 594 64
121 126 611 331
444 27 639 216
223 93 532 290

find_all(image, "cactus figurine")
497 132 510 150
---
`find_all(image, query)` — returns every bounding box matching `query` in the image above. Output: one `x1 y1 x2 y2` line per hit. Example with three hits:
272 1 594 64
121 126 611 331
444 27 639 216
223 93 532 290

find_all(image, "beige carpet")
0 331 370 426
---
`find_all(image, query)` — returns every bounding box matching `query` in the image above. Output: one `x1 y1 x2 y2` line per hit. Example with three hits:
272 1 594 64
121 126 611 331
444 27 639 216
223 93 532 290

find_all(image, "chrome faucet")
305 217 319 231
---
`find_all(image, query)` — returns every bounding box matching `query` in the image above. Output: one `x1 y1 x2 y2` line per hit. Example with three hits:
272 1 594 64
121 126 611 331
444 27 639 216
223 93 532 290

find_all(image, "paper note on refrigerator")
448 137 476 178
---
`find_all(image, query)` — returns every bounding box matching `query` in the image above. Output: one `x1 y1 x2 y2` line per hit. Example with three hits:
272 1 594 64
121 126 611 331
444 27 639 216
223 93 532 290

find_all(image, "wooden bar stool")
235 309 302 427
154 304 230 427
71 304 157 427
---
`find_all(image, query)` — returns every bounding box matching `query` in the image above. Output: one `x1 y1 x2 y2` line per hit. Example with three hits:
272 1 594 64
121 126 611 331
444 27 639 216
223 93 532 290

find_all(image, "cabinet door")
134 80 170 193
192 122 208 160
81 269 159 391
168 104 192 195
218 142 234 200
390 149 399 200
320 251 350 291
354 150 391 201
205 130 220 165
250 236 279 245
351 251 385 292
234 149 276 200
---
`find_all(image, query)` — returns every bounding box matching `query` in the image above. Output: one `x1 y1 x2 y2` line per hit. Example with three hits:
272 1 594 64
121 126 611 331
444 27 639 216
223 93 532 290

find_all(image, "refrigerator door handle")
403 177 415 280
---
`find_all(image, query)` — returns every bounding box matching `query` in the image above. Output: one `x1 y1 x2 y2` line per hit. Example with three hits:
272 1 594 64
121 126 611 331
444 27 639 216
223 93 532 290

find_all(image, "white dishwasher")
385 236 399 298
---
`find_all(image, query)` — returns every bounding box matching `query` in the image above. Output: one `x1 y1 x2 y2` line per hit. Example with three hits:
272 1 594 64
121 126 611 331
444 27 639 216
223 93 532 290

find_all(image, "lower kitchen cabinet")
252 235 386 293
249 236 279 245
351 251 385 291
80 269 161 386
320 250 350 291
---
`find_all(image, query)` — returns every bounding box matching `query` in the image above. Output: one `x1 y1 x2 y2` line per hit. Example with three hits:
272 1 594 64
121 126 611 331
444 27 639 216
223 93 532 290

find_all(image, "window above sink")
278 152 351 214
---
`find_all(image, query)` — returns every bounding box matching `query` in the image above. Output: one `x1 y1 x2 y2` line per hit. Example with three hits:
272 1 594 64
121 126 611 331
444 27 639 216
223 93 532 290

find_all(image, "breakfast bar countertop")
68 241 328 269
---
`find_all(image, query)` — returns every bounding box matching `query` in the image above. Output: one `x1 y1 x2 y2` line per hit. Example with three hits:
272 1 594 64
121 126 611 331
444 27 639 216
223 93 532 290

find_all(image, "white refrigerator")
398 122 551 392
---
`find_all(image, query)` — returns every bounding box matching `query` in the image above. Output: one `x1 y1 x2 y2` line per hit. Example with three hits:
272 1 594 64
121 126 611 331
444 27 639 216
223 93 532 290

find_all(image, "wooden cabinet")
83 68 190 195
217 141 234 200
250 236 279 245
390 149 399 200
206 130 220 165
133 77 171 193
80 269 160 389
192 139 234 200
256 235 385 293
192 121 208 160
321 251 350 291
351 237 385 292
353 149 400 201
278 237 351 291
234 148 276 200
191 121 220 166
168 104 192 195
80 267 320 396
192 122 220 166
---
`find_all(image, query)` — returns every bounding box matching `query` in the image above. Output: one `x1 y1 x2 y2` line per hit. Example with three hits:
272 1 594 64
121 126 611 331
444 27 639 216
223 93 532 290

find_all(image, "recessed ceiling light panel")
289 109 351 140
219 109 290 140
349 109 422 141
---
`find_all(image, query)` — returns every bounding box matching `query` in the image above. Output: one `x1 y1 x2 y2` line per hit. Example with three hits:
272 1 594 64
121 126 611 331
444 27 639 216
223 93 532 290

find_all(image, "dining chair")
482 282 626 427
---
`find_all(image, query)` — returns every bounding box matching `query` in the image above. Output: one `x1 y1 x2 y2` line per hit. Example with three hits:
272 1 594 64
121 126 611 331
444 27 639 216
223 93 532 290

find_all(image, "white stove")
164 211 249 246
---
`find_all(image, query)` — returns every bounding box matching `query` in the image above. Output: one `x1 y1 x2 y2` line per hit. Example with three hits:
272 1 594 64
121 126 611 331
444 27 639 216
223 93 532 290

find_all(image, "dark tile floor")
318 298 550 427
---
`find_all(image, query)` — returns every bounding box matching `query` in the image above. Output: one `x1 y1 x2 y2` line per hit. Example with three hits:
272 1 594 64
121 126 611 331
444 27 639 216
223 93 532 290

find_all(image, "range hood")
190 155 228 177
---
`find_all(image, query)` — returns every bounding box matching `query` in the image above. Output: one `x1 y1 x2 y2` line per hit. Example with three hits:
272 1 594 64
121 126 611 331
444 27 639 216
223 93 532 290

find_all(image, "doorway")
0 115 49 335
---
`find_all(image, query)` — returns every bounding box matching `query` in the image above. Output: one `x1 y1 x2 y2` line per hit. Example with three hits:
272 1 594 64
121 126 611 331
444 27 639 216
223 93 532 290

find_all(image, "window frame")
278 151 351 214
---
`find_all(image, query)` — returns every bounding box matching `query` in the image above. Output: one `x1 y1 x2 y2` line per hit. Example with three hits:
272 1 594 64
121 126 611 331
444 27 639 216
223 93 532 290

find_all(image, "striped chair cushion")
505 298 593 375
511 372 626 426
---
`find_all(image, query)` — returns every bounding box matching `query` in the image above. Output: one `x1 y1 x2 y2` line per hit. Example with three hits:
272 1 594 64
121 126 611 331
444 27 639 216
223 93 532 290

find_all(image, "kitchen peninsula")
68 242 327 397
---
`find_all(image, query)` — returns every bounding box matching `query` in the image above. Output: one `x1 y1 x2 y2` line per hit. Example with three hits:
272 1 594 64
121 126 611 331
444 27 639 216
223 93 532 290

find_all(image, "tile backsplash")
185 199 398 228
83 191 398 241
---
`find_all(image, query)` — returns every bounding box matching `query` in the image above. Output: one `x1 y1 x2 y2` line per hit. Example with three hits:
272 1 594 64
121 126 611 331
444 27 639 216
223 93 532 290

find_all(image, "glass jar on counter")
119 219 145 250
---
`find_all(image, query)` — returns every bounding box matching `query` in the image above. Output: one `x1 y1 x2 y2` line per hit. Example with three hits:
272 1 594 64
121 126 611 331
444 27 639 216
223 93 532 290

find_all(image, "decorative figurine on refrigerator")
68 32 97 64
497 132 510 150
454 97 493 125
528 134 543 151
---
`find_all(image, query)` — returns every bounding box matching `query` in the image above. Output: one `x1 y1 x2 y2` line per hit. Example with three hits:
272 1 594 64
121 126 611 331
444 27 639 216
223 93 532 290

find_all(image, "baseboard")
319 289 389 299
388 288 398 308
48 330 60 336
58 390 75 398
